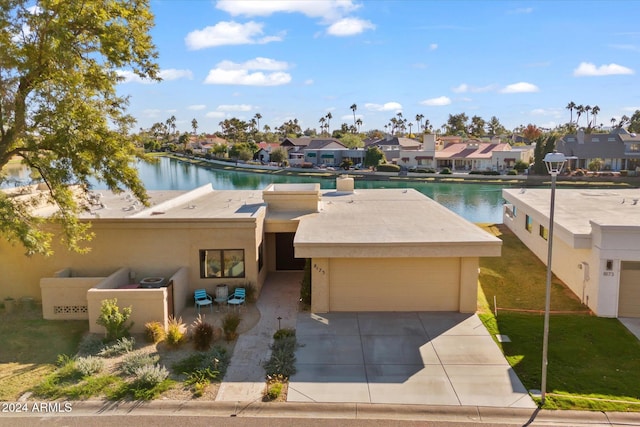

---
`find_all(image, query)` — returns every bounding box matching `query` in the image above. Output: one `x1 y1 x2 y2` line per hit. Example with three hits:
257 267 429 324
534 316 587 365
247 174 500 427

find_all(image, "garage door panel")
619 261 640 318
329 258 460 311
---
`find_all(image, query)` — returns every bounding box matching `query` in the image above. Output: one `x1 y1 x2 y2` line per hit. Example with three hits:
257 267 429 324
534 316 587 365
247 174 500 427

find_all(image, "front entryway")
275 232 305 270
619 261 640 317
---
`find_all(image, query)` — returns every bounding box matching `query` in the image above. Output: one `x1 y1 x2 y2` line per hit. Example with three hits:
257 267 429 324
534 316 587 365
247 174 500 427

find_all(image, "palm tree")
584 105 592 128
611 117 617 129
575 105 585 127
407 122 413 136
415 114 424 132
356 118 362 133
191 118 198 135
350 104 357 129
325 112 332 135
319 117 326 135
591 105 600 128
254 113 262 131
566 101 576 124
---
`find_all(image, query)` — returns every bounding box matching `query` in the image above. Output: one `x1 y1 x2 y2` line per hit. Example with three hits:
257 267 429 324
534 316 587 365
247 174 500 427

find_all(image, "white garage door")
328 257 460 311
619 261 640 318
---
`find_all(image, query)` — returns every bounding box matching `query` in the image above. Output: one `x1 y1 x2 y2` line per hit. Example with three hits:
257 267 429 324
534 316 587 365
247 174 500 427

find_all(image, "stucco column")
459 257 479 313
310 258 330 313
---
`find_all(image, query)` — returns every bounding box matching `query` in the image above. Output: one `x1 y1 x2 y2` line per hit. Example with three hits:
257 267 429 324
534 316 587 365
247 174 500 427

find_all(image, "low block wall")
88 288 168 335
40 277 105 320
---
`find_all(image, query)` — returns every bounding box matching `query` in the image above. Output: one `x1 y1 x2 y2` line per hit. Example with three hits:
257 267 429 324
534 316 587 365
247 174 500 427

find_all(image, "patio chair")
227 287 246 311
194 289 213 314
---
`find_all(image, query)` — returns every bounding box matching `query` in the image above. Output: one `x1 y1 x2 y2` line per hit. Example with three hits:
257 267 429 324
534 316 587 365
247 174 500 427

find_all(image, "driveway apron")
215 272 302 402
288 312 536 408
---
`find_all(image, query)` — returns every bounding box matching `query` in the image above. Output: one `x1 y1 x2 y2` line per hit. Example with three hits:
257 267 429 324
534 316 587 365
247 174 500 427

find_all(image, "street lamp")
540 151 566 405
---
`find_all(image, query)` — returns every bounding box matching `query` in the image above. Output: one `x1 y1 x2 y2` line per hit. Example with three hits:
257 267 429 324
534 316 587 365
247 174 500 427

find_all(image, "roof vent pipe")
336 175 354 193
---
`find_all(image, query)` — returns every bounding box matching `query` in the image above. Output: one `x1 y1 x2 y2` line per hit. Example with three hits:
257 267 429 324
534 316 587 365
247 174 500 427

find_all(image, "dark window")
258 242 264 272
539 225 548 240
525 215 533 232
200 249 245 278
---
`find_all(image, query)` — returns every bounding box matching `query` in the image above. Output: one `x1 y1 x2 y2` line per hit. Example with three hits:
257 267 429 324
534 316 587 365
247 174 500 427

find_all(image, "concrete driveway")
288 312 536 408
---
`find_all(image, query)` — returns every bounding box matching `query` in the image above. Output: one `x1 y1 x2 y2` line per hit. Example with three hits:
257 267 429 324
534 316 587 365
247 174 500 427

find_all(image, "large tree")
445 113 469 136
0 0 159 255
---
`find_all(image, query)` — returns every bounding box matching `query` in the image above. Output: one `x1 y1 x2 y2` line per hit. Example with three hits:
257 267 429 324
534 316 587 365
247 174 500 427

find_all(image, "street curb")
6 400 638 425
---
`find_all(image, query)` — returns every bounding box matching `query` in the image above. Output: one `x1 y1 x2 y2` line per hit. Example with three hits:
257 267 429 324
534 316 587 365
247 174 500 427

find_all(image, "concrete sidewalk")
288 312 536 408
215 272 302 402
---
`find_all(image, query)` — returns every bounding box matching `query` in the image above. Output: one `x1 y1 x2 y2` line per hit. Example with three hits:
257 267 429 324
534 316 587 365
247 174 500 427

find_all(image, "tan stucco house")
503 188 640 318
1 178 501 330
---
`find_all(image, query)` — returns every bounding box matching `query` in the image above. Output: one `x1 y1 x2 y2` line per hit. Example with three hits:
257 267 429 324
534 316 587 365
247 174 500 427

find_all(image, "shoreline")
161 153 640 188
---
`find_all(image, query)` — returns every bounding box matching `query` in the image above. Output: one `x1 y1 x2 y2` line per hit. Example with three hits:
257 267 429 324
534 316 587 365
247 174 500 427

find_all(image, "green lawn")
479 224 640 411
0 309 87 400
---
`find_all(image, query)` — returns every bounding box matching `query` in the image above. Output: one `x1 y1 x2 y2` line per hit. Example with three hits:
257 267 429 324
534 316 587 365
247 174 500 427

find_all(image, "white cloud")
429 43 438 50
217 104 254 112
142 109 162 118
117 69 191 84
327 18 375 36
185 21 282 50
364 102 402 112
205 111 226 119
500 82 539 93
420 96 451 106
304 79 314 85
508 7 533 14
216 0 360 20
204 58 292 86
452 83 468 93
573 62 634 76
159 69 193 80
188 104 207 111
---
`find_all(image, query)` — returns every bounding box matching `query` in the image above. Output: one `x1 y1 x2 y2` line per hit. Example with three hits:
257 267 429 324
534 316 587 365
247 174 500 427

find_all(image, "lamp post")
540 151 567 405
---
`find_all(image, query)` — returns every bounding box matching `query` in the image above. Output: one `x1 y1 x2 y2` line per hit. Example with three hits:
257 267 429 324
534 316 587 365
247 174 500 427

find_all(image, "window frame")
199 249 246 279
539 224 548 240
525 214 533 233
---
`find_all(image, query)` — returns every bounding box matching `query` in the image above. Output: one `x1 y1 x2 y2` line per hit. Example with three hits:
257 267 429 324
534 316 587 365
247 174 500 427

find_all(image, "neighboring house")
255 142 282 163
503 188 640 318
1 179 501 329
280 137 313 152
366 135 422 162
556 128 640 171
398 134 527 171
303 139 347 166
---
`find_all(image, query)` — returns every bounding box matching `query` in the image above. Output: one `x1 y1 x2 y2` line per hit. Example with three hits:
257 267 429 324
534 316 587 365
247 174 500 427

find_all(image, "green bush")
468 170 482 175
620 170 628 177
439 167 452 174
144 321 165 344
77 334 105 356
507 169 518 175
96 298 133 342
265 380 283 400
300 259 311 306
263 336 299 378
98 337 135 357
273 328 296 340
376 163 400 172
222 313 241 342
133 364 169 388
166 316 186 347
482 170 500 176
514 160 529 172
75 356 104 376
192 314 214 351
120 352 160 376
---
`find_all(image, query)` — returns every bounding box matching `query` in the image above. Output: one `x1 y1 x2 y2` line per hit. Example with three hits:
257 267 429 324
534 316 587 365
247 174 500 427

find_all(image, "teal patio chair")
194 289 213 314
227 287 246 311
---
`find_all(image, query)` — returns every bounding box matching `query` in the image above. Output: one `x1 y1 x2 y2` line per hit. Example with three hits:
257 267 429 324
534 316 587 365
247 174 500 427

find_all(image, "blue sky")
117 0 640 135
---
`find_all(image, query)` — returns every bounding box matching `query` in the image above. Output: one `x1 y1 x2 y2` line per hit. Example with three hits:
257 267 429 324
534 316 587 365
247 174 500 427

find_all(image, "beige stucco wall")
87 287 168 334
503 201 595 312
262 184 320 213
40 277 104 320
1 215 265 303
312 257 476 312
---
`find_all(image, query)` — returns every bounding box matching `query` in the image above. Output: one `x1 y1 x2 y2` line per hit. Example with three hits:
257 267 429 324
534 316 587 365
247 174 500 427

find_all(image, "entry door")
275 233 305 270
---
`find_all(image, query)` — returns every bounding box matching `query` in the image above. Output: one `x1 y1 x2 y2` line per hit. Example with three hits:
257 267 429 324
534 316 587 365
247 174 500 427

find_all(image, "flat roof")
503 188 640 234
295 188 501 258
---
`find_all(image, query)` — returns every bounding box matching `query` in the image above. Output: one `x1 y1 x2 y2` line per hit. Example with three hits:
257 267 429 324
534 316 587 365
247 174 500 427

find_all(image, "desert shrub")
75 356 104 376
620 170 628 177
439 167 452 174
300 259 311 306
133 364 169 388
376 163 400 172
468 170 482 175
98 337 135 357
166 316 186 347
264 375 285 401
222 313 241 342
120 352 160 376
96 298 133 342
144 321 165 344
513 160 529 172
482 170 500 175
415 168 436 174
191 314 214 351
76 334 105 356
184 367 220 397
263 335 299 378
507 169 518 175
273 328 295 340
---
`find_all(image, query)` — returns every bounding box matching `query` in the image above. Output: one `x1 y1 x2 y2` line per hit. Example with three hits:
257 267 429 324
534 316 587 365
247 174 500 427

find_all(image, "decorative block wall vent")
53 305 88 315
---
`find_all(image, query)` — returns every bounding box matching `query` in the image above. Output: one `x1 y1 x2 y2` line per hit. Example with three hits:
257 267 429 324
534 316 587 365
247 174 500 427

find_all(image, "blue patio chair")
194 289 213 314
227 287 246 311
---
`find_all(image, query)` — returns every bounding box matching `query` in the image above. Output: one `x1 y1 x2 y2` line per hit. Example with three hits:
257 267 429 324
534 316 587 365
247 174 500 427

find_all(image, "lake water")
135 157 511 223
